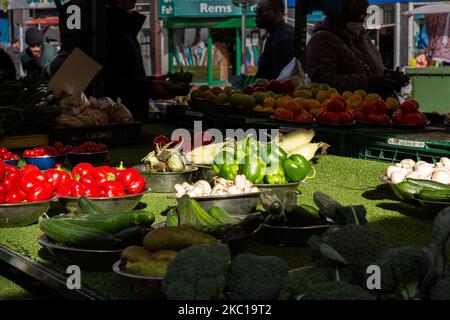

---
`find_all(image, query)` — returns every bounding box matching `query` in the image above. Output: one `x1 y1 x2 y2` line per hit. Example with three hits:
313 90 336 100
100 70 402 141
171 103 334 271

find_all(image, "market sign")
9 0 68 10
159 0 256 18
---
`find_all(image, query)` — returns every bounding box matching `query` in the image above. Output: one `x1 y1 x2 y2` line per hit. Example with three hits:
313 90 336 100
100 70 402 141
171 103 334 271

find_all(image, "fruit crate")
50 122 143 147
349 129 450 163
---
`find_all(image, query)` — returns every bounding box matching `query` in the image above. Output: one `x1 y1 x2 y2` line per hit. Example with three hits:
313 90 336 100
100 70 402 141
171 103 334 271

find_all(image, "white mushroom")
432 170 450 184
391 170 408 184
387 166 402 179
415 163 434 178
405 171 421 180
413 161 429 170
400 159 416 168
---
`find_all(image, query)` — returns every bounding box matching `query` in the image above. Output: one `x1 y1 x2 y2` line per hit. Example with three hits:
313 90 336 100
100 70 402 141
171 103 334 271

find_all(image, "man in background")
5 39 22 77
255 0 295 80
20 27 57 77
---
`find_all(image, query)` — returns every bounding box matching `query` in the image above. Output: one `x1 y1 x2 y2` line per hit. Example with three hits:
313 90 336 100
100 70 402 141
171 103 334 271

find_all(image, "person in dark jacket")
0 47 16 80
306 0 408 97
103 0 174 121
20 28 57 78
256 0 295 80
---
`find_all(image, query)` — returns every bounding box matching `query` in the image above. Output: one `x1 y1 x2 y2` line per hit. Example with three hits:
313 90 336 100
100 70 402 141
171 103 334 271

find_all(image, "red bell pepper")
23 170 46 183
105 189 126 197
0 183 7 195
116 164 146 194
102 181 126 195
5 165 20 176
56 181 73 197
17 188 28 201
45 168 71 189
0 193 6 204
71 163 95 180
20 165 41 177
80 175 99 189
93 166 117 184
3 167 19 192
71 181 84 197
6 191 22 204
27 183 54 202
80 185 100 198
0 161 5 182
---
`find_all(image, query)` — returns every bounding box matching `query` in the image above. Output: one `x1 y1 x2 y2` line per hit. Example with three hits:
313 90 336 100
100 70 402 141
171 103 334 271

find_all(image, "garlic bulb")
432 170 450 184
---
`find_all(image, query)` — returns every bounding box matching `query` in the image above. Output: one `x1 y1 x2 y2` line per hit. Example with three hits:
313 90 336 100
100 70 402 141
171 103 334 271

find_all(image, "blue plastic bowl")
67 151 107 166
24 154 66 170
3 159 19 166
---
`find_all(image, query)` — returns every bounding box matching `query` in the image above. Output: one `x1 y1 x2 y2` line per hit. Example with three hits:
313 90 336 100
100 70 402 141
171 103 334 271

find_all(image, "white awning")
403 4 450 17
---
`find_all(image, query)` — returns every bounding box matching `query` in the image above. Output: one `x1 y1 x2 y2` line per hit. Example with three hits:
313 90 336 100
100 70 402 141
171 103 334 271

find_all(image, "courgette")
207 206 239 225
393 181 424 201
39 218 118 249
54 210 155 233
284 205 324 227
77 196 105 214
417 189 450 202
299 204 321 217
406 179 450 191
313 192 343 223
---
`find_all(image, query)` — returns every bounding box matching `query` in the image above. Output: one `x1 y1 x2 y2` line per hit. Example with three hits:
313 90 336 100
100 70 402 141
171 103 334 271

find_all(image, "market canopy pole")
233 0 256 75
294 0 307 66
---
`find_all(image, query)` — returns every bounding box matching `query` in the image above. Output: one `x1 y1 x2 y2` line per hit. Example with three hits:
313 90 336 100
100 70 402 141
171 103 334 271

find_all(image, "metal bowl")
416 198 450 216
24 154 66 170
38 234 123 271
255 182 301 198
134 164 198 193
261 223 331 247
67 151 108 166
194 165 216 184
112 260 164 298
0 199 53 227
59 188 152 213
171 192 262 215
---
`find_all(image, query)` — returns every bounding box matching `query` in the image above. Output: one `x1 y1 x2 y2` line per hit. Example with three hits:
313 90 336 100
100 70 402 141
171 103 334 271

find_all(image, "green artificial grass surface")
0 275 35 300
0 153 448 299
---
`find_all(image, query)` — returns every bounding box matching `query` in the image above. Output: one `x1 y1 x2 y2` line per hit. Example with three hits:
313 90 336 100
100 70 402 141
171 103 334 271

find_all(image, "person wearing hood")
306 0 409 98
102 0 174 121
20 27 57 77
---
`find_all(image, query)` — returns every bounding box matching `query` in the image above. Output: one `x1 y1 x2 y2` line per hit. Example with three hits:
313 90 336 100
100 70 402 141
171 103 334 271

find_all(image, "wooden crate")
0 134 49 149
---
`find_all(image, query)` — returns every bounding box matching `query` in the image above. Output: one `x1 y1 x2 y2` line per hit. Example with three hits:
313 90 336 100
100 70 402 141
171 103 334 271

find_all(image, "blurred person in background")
20 27 57 78
255 0 295 80
5 39 23 77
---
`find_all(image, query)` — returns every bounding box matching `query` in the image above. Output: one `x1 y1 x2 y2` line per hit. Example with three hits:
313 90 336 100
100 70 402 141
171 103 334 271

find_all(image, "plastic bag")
276 58 311 88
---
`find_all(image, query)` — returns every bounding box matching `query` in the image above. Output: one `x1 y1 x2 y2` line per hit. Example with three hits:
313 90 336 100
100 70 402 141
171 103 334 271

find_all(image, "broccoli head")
320 225 390 281
279 267 331 300
430 277 450 300
370 246 429 300
300 281 376 300
162 243 230 300
227 254 289 300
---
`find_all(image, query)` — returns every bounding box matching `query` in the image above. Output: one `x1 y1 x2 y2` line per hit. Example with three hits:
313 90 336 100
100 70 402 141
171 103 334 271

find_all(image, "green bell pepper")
219 162 239 180
260 143 287 166
213 150 235 174
283 154 312 182
239 155 266 184
236 135 259 164
264 164 288 185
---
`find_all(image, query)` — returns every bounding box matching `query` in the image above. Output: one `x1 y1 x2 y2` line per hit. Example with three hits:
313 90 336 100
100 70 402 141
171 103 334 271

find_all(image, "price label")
387 138 426 149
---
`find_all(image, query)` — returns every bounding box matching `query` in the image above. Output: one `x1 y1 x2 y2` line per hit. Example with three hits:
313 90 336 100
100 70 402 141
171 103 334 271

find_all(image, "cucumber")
299 204 321 217
284 205 324 227
39 218 118 249
394 181 424 201
406 179 450 191
418 189 450 202
165 207 179 227
207 206 239 225
114 226 152 248
77 196 105 214
313 192 343 222
54 210 155 233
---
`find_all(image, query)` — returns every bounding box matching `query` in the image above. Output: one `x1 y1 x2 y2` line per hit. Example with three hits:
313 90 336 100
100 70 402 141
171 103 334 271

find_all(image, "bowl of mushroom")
172 175 262 215
381 158 450 185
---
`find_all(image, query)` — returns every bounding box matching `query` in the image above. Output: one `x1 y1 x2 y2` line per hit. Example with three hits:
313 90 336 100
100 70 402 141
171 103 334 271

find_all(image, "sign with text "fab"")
159 0 256 18
9 0 68 10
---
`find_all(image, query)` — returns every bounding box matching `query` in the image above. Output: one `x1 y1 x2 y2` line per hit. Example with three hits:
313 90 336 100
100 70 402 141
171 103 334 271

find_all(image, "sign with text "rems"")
159 0 257 18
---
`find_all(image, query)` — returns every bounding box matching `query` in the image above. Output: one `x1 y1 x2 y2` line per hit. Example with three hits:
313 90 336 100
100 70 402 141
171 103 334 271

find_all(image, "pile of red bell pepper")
0 162 147 204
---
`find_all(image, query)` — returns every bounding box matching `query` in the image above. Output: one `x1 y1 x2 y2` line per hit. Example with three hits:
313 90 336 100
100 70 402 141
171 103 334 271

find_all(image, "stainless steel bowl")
134 164 198 193
171 192 262 215
0 199 52 228
59 188 152 214
194 165 216 183
112 260 164 298
255 182 301 199
38 234 123 271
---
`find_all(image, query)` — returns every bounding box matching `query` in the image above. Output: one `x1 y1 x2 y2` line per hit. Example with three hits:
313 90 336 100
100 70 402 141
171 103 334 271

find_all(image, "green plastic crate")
350 130 450 163
405 67 450 114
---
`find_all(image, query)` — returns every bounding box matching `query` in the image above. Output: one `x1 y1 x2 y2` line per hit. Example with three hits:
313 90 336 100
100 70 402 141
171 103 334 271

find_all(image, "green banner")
159 0 256 18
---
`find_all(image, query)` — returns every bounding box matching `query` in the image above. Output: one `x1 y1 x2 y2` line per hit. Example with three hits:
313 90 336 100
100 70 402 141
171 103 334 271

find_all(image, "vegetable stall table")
1 155 447 300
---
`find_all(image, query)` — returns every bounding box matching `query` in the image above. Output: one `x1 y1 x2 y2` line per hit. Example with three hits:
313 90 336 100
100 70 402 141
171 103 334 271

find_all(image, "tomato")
400 101 418 115
363 101 378 115
392 110 405 124
353 110 366 122
338 111 354 124
326 99 346 112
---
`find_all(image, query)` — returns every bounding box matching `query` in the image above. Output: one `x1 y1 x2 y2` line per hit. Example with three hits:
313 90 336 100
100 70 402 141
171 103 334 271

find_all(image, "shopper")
255 0 295 80
306 0 409 98
101 0 174 121
20 28 57 78
5 39 23 77
0 47 16 80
